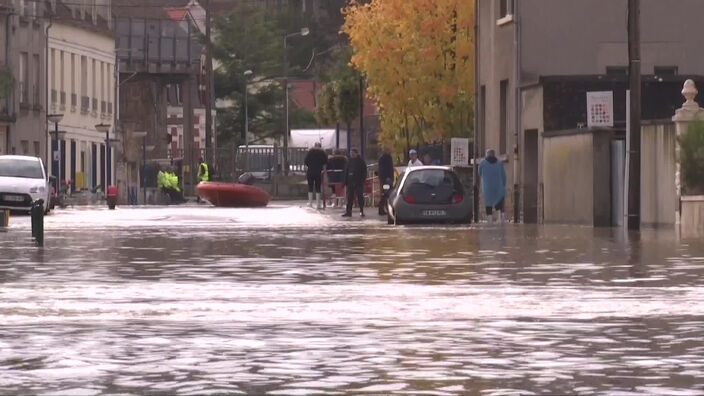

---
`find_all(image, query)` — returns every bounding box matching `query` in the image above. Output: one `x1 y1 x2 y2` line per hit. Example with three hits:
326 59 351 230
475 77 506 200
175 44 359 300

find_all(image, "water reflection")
0 207 703 395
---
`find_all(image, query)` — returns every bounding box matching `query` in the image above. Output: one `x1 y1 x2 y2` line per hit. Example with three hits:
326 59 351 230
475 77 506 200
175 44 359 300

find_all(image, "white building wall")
47 22 115 190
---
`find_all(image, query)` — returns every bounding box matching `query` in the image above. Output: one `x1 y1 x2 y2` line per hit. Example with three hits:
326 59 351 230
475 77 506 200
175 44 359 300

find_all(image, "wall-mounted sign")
450 138 469 166
587 91 614 128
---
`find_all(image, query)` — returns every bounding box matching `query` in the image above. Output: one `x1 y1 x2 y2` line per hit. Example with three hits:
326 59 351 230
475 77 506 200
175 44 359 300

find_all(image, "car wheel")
394 215 404 226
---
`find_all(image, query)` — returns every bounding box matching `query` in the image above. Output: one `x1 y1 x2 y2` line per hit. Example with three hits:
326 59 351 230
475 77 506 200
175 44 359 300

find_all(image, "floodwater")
1 205 704 395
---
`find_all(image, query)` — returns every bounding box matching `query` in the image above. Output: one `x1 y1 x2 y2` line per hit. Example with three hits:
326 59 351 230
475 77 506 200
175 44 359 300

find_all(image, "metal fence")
234 146 309 180
168 146 310 182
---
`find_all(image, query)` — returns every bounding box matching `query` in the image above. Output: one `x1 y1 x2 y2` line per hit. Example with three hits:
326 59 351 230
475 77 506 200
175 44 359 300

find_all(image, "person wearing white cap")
407 149 423 167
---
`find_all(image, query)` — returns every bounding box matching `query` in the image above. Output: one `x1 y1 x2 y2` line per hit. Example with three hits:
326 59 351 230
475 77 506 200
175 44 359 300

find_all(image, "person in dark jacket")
326 149 348 207
377 146 394 215
304 142 328 209
342 148 367 217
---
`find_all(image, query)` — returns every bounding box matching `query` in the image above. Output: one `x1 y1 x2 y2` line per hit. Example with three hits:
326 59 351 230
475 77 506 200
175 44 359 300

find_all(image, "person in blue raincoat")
479 149 506 223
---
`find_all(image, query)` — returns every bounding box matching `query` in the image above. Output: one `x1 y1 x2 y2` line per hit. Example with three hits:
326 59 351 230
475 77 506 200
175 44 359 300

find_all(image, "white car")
0 155 50 213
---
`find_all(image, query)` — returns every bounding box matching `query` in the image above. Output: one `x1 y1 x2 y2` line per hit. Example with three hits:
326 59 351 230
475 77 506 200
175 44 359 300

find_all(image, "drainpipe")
472 0 480 223
5 12 10 153
512 0 521 224
45 15 53 173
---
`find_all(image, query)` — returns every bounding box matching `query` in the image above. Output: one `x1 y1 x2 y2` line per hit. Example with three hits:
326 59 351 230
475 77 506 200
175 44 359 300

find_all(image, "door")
91 143 97 189
524 129 539 223
70 140 76 187
0 126 6 155
611 139 625 227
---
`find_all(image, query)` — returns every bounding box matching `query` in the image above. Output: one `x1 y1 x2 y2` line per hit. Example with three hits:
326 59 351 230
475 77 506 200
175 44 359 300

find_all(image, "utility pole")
627 0 641 230
204 0 214 166
359 77 365 159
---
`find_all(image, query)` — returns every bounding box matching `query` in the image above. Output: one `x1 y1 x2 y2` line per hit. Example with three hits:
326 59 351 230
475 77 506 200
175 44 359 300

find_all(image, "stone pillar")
672 79 704 225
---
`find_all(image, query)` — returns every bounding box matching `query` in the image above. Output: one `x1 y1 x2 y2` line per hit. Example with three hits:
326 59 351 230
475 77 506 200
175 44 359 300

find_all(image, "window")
19 52 28 104
100 61 104 105
499 0 514 18
32 54 42 106
20 140 28 154
401 169 464 204
606 66 628 76
92 59 96 103
33 54 40 105
59 51 65 94
81 56 87 97
71 53 76 96
499 79 509 155
194 115 200 125
654 66 678 76
50 49 56 93
480 85 486 155
33 141 40 157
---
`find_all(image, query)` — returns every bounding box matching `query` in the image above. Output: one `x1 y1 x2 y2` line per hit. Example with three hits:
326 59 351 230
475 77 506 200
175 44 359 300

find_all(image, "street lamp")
47 113 64 198
243 69 253 172
282 27 310 176
95 123 112 187
133 131 147 204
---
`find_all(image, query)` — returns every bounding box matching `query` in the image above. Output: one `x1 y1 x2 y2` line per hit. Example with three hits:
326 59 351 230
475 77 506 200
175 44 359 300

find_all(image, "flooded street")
1 204 704 395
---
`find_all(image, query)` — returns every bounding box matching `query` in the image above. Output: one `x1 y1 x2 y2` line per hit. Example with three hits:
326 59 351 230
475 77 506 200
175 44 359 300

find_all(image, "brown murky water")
1 206 704 395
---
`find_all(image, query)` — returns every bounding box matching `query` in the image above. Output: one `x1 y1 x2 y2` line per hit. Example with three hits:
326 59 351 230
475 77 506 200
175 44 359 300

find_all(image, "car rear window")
401 169 464 204
0 158 44 179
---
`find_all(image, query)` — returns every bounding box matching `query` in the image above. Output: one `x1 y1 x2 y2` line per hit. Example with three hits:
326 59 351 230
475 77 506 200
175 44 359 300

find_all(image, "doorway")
524 129 539 223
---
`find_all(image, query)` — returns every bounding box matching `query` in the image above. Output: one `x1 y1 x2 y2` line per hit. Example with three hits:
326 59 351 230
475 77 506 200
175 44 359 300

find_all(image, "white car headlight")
29 186 46 194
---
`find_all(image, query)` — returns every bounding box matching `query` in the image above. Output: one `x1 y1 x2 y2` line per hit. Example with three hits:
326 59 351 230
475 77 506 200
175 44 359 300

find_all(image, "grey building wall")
477 0 517 220
520 0 704 82
7 6 46 161
478 0 704 224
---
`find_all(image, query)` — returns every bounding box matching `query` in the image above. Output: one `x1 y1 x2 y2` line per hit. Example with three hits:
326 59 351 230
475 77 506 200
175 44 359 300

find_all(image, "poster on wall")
450 137 469 167
586 91 614 128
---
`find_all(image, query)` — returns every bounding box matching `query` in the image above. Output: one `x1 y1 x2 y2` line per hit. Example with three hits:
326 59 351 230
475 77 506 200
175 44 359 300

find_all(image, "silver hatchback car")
387 166 472 225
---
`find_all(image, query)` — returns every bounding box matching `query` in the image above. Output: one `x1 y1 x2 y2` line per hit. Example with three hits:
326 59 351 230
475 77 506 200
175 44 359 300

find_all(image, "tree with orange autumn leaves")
343 0 474 152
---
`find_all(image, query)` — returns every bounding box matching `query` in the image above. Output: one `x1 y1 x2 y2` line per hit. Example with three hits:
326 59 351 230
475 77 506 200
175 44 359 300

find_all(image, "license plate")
422 209 447 216
3 195 24 202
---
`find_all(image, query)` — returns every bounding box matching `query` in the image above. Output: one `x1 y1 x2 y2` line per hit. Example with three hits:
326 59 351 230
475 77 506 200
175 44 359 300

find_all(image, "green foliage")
212 2 349 144
315 82 336 126
314 50 360 128
682 121 704 194
289 108 318 129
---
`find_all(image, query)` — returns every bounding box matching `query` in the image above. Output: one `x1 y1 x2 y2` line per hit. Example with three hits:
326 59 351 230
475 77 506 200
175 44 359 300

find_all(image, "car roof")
405 165 453 172
0 155 42 162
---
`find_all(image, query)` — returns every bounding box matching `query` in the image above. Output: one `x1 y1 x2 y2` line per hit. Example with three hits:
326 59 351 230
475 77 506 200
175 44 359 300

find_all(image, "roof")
164 7 189 21
289 79 379 118
112 0 189 19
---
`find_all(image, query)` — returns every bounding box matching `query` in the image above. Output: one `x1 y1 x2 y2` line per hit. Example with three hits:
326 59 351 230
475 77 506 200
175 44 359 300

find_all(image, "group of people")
304 144 507 223
157 168 184 203
154 157 210 205
304 143 368 217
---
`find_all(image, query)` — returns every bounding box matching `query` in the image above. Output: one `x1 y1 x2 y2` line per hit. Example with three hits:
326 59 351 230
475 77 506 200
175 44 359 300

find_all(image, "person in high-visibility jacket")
197 157 209 203
198 157 210 182
159 168 183 203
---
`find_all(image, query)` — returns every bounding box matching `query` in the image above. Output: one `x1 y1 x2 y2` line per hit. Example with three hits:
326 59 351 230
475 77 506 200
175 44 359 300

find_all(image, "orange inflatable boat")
197 181 270 207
